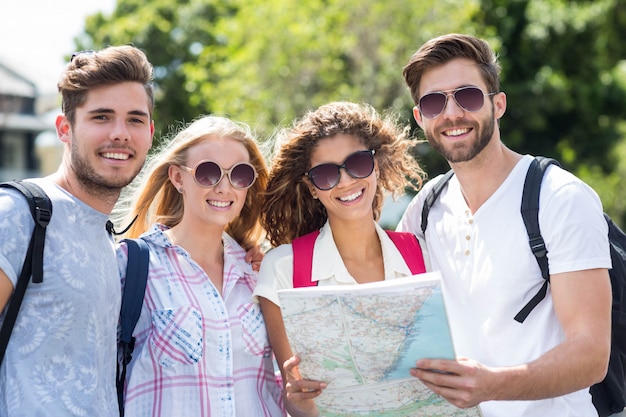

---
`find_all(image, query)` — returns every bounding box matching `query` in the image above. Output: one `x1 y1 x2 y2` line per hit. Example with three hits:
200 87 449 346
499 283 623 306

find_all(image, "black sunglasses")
180 160 257 190
418 86 497 119
70 50 95 62
306 150 375 191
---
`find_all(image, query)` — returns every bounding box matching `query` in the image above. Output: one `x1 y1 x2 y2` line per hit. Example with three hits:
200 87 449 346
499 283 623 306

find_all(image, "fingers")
283 356 327 400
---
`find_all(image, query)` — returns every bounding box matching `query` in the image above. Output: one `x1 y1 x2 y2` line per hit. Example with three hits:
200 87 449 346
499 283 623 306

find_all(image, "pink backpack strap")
291 231 321 288
385 231 427 275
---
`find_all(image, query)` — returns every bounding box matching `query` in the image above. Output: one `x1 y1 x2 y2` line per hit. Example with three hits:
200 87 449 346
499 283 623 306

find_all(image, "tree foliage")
80 0 480 138
77 0 626 225
476 0 626 224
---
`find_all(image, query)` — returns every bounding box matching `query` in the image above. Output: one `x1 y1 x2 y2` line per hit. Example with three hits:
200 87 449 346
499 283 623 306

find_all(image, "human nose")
213 171 231 192
440 92 465 119
336 166 356 188
110 119 130 141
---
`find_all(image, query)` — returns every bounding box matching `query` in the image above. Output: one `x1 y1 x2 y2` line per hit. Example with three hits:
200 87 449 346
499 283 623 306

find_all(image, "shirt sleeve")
0 190 34 286
252 244 294 307
540 170 611 274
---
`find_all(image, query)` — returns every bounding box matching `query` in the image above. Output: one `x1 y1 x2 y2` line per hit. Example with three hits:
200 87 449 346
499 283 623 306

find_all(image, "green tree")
79 0 480 143
76 0 626 225
476 0 626 224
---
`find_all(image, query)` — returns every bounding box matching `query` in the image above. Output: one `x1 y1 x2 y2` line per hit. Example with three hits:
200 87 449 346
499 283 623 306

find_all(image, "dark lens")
230 163 256 189
195 161 222 187
309 164 339 190
345 151 374 179
454 87 484 112
419 92 447 118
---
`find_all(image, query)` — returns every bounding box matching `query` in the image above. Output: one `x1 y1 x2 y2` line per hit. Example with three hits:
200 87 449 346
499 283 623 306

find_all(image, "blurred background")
1 0 625 228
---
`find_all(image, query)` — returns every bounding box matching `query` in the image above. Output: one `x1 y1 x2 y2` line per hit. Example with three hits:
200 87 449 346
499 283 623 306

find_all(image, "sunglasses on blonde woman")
180 160 257 190
418 86 497 119
306 150 375 191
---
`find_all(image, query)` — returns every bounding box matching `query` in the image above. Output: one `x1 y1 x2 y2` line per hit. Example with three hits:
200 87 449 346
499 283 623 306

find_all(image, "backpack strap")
421 170 455 234
385 231 426 275
0 181 52 366
514 156 561 323
117 238 150 416
291 229 427 288
291 231 321 288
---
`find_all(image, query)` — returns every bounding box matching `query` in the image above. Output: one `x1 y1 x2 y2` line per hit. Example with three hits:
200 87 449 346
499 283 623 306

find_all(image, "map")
277 272 482 417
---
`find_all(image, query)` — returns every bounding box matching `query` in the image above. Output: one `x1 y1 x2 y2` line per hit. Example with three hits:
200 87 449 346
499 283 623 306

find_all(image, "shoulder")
261 243 294 269
540 162 602 207
397 172 451 235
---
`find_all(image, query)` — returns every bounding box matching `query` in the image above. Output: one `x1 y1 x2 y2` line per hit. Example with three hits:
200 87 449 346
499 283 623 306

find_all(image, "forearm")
492 333 609 401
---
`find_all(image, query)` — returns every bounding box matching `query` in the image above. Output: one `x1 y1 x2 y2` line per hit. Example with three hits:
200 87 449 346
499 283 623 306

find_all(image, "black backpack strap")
515 157 561 323
421 170 455 234
117 238 150 416
0 181 52 284
0 181 52 365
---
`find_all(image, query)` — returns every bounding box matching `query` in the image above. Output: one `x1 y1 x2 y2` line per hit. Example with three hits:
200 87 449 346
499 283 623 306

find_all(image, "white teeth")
446 128 470 137
339 190 362 202
208 200 231 208
102 152 129 160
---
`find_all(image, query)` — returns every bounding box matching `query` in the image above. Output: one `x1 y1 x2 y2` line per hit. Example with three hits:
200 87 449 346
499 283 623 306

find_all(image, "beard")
424 110 496 163
69 140 142 200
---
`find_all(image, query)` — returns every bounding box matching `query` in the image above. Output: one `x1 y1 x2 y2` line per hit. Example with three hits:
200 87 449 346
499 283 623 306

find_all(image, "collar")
142 224 254 278
310 221 414 284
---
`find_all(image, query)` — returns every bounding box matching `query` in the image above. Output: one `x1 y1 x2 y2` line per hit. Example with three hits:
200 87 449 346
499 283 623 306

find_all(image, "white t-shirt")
397 155 611 417
0 178 120 417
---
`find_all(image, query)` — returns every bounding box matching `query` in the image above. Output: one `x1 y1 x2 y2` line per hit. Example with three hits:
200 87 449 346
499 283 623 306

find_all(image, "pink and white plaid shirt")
117 224 285 417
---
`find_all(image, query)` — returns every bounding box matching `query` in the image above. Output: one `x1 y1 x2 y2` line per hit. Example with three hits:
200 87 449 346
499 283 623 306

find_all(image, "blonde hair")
116 115 268 249
262 101 425 247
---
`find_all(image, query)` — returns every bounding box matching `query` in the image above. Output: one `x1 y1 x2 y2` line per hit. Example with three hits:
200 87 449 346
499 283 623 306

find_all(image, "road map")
277 272 482 417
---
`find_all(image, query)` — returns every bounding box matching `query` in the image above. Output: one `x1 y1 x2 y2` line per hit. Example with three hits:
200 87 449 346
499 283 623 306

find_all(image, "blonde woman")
116 115 284 417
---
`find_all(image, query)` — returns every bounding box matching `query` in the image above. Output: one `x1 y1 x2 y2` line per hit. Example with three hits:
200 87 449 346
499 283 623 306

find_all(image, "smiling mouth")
443 127 471 137
338 189 363 202
208 200 232 208
101 152 130 160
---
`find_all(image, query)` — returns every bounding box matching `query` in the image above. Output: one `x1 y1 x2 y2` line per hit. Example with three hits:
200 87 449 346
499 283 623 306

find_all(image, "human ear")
55 115 71 145
168 165 184 192
412 106 425 130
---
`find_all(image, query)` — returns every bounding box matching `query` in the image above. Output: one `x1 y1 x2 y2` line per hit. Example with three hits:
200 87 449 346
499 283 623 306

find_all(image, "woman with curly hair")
115 115 284 416
253 101 427 417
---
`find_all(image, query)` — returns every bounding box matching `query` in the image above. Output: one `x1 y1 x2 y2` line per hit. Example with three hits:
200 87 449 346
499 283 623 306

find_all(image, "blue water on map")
384 286 455 380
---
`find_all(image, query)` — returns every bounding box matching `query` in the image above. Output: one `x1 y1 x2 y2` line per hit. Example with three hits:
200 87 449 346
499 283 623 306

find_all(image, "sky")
0 0 117 95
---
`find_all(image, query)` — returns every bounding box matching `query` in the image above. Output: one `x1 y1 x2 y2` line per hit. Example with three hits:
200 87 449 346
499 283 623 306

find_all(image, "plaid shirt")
117 224 284 417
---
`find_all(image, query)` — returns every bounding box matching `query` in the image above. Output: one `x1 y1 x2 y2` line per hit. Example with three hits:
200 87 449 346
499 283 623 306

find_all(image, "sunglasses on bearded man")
418 86 497 119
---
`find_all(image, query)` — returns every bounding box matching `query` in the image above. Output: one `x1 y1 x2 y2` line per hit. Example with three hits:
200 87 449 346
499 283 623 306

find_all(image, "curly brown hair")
262 101 425 247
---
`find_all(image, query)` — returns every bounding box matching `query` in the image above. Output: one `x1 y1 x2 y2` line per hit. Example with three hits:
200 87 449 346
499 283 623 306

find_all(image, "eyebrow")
87 108 150 118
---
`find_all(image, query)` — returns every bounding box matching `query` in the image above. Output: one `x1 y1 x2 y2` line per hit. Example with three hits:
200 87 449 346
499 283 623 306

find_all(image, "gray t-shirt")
0 178 120 417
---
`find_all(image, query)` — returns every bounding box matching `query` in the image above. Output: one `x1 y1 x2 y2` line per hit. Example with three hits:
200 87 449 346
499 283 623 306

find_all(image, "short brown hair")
58 45 154 124
403 34 501 105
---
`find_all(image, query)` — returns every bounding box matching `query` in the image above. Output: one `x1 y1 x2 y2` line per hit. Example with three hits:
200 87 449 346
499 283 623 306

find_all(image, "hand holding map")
277 271 483 417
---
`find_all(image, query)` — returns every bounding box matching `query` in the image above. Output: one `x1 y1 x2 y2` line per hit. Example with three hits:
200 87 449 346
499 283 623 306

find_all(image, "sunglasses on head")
418 86 497 119
70 50 95 62
180 160 257 190
306 149 375 191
